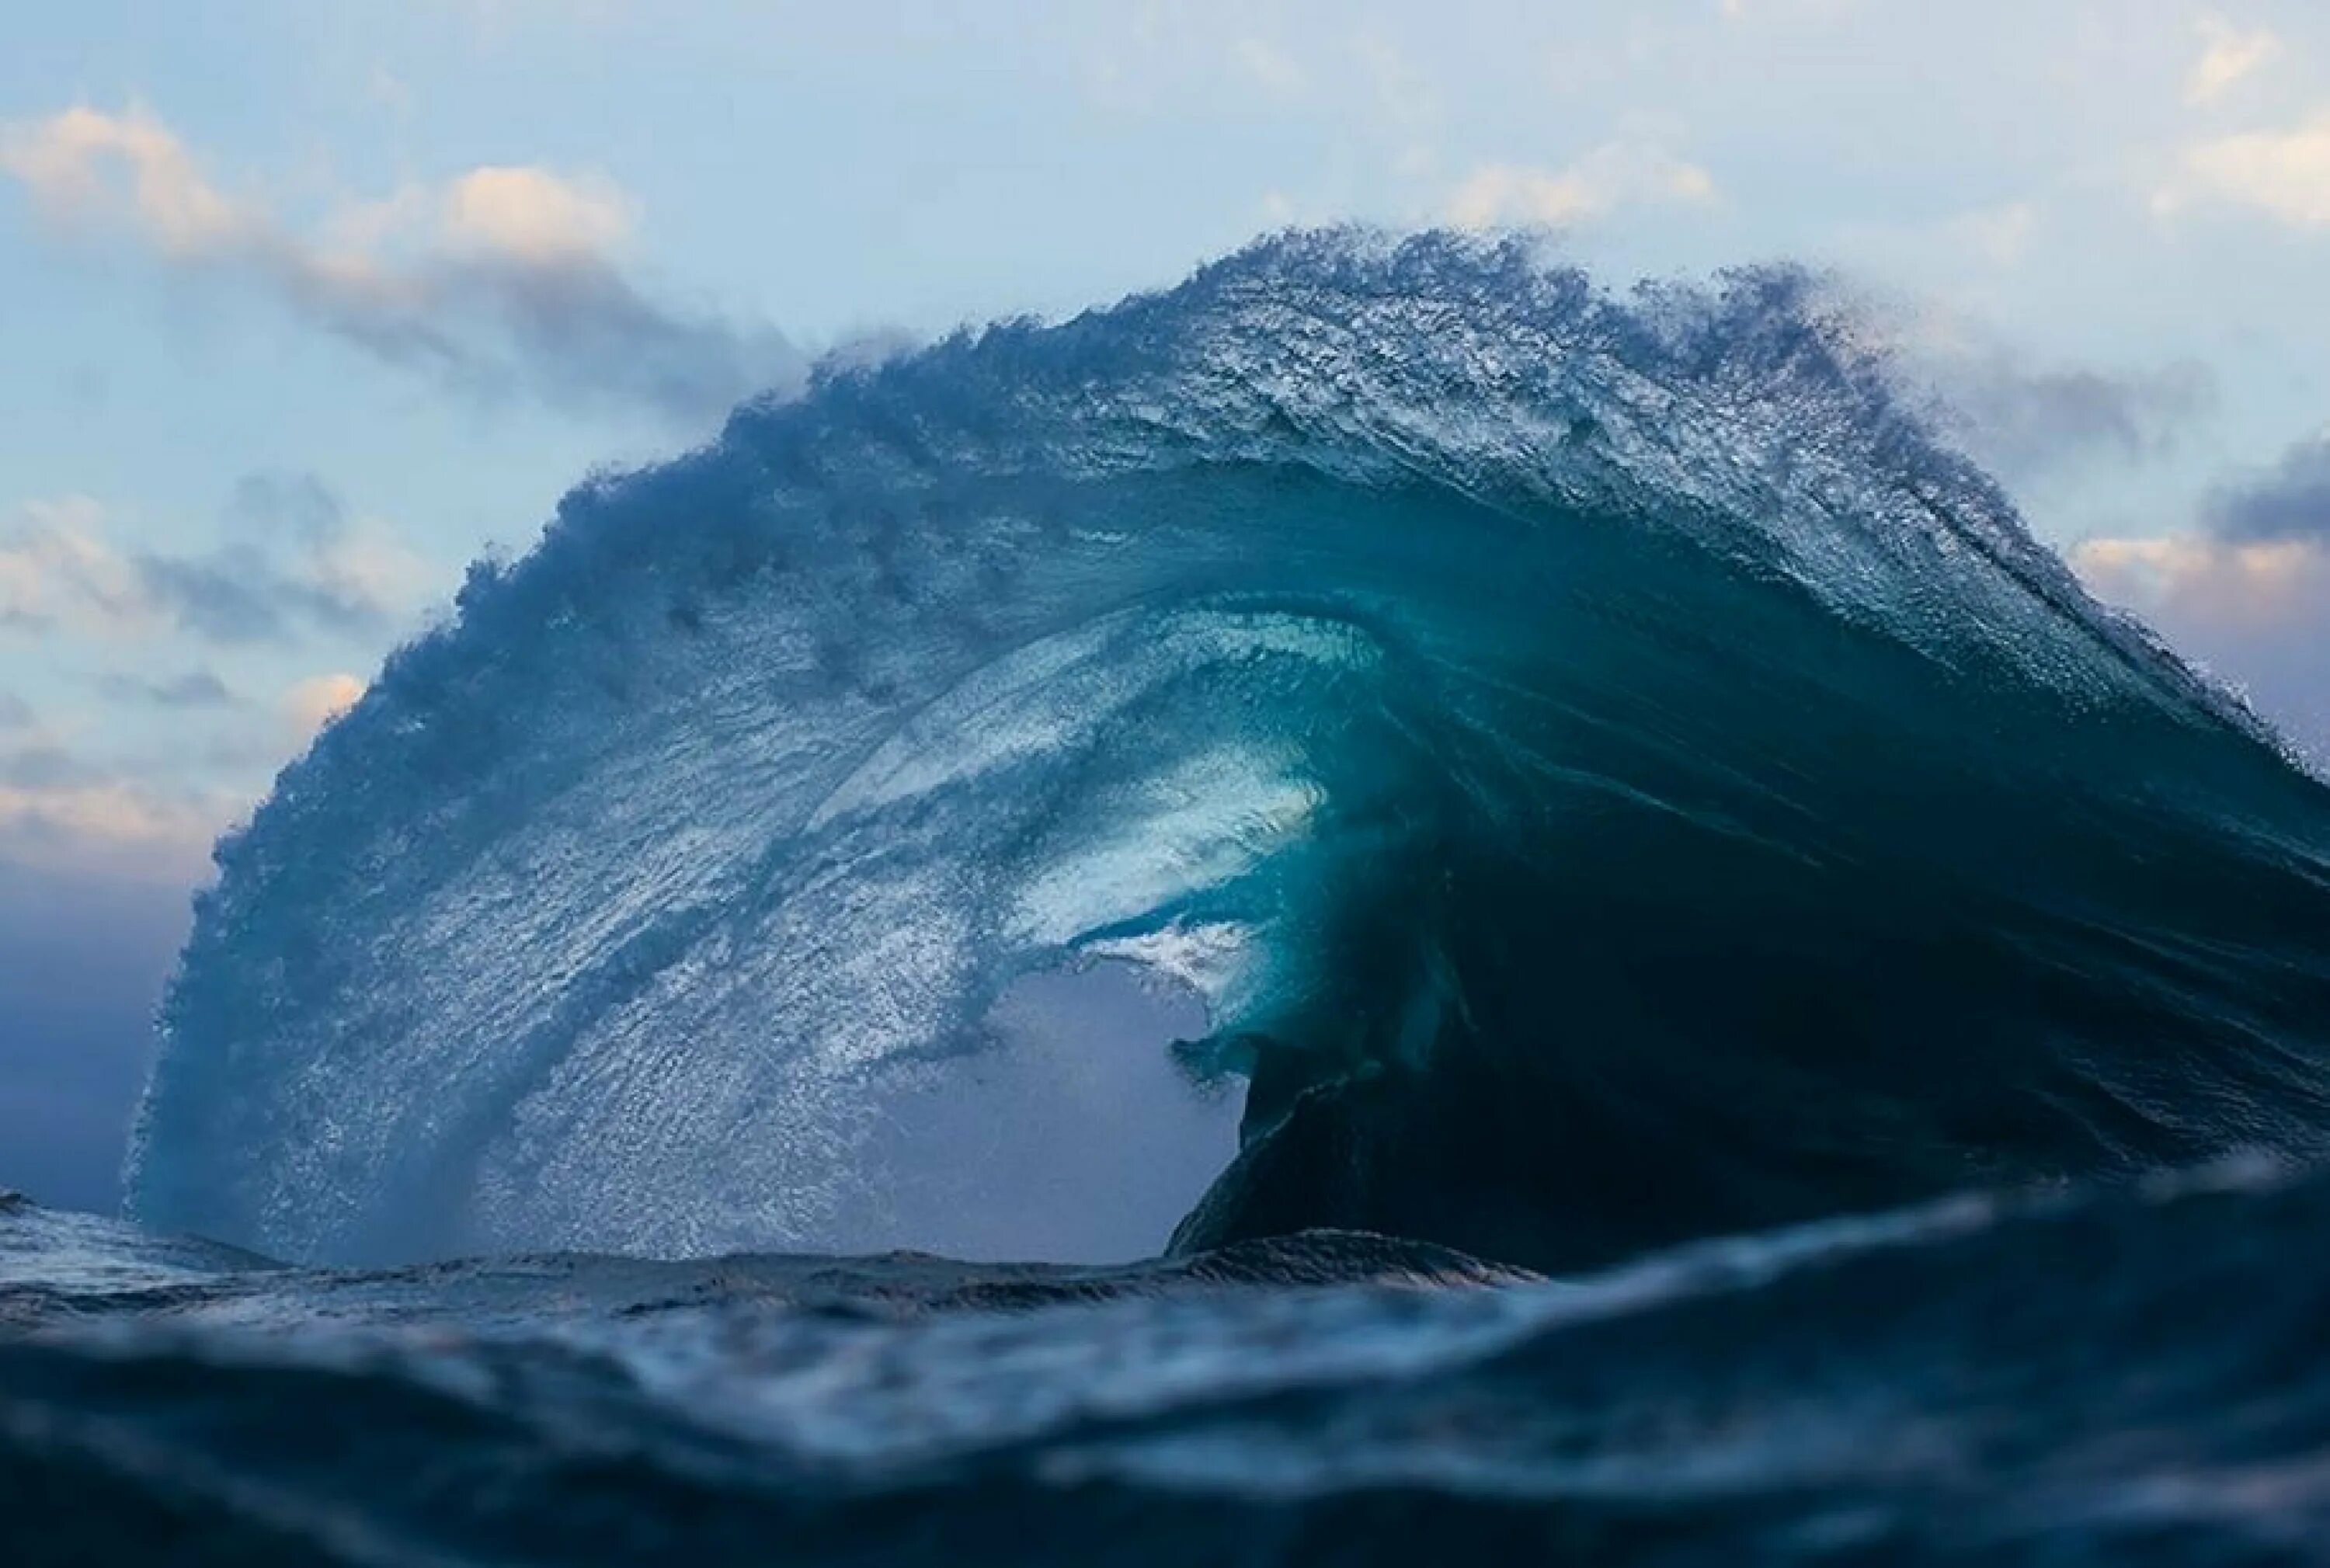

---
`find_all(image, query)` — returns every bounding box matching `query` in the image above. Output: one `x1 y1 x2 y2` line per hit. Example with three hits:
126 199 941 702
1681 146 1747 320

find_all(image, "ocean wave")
128 230 2330 1271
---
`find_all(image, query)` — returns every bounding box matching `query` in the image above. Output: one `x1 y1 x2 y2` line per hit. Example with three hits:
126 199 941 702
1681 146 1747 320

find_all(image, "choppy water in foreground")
10 1165 2330 1565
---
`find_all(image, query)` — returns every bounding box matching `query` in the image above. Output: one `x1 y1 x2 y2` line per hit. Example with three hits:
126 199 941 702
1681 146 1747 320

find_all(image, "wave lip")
129 229 2330 1271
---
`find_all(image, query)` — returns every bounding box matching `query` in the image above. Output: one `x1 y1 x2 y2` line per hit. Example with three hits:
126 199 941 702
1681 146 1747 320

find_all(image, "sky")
5 0 2330 1210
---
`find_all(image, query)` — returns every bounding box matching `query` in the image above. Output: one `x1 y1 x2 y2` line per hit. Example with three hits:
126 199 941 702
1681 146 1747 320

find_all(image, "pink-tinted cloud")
1 105 799 423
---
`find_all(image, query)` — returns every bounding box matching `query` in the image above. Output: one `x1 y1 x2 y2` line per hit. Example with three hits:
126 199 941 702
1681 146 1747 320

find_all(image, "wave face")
130 231 2330 1270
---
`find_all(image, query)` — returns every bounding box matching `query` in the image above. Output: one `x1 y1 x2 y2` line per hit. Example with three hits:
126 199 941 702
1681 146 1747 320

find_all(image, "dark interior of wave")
1170 494 2330 1273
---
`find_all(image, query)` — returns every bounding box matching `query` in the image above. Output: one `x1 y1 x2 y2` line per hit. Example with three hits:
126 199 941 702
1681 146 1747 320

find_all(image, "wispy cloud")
1921 353 2215 484
0 498 149 637
0 745 107 791
2187 15 2283 107
1835 287 2218 485
282 673 367 737
2071 429 2330 755
2074 531 2323 628
97 670 237 710
224 470 350 548
0 105 800 423
2164 111 2330 228
0 485 424 646
1446 142 1717 230
0 661 362 878
0 761 231 881
2207 429 2330 541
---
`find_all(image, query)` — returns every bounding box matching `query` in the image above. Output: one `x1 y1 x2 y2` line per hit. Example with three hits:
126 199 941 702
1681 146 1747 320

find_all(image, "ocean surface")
12 231 2330 1563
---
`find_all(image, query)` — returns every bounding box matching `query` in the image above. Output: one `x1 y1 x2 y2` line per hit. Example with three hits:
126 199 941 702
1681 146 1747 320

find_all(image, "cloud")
1918 353 2215 483
2187 15 2283 107
134 548 375 644
439 165 631 262
283 673 367 736
0 745 105 791
0 489 420 646
2070 427 2330 757
1832 283 2215 483
0 763 228 881
228 470 435 619
1446 143 1717 230
0 105 799 423
2071 528 2330 756
0 497 150 635
0 478 416 887
0 105 243 252
2206 430 2330 541
97 669 237 710
225 469 346 545
2073 532 2323 628
0 680 294 881
2167 111 2330 228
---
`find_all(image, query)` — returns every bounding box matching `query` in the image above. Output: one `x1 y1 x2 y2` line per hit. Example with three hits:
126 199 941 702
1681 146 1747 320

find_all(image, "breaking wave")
129 231 2330 1271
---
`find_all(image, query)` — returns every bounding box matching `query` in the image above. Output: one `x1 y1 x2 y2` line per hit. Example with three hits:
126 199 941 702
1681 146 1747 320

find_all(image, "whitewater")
14 231 2330 1564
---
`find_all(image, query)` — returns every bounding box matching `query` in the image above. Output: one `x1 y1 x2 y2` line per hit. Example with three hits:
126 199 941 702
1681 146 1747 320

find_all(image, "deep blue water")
12 1166 2330 1563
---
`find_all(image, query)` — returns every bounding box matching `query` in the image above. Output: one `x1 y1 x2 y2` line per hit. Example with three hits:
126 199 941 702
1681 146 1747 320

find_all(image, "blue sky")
6 0 2330 1207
